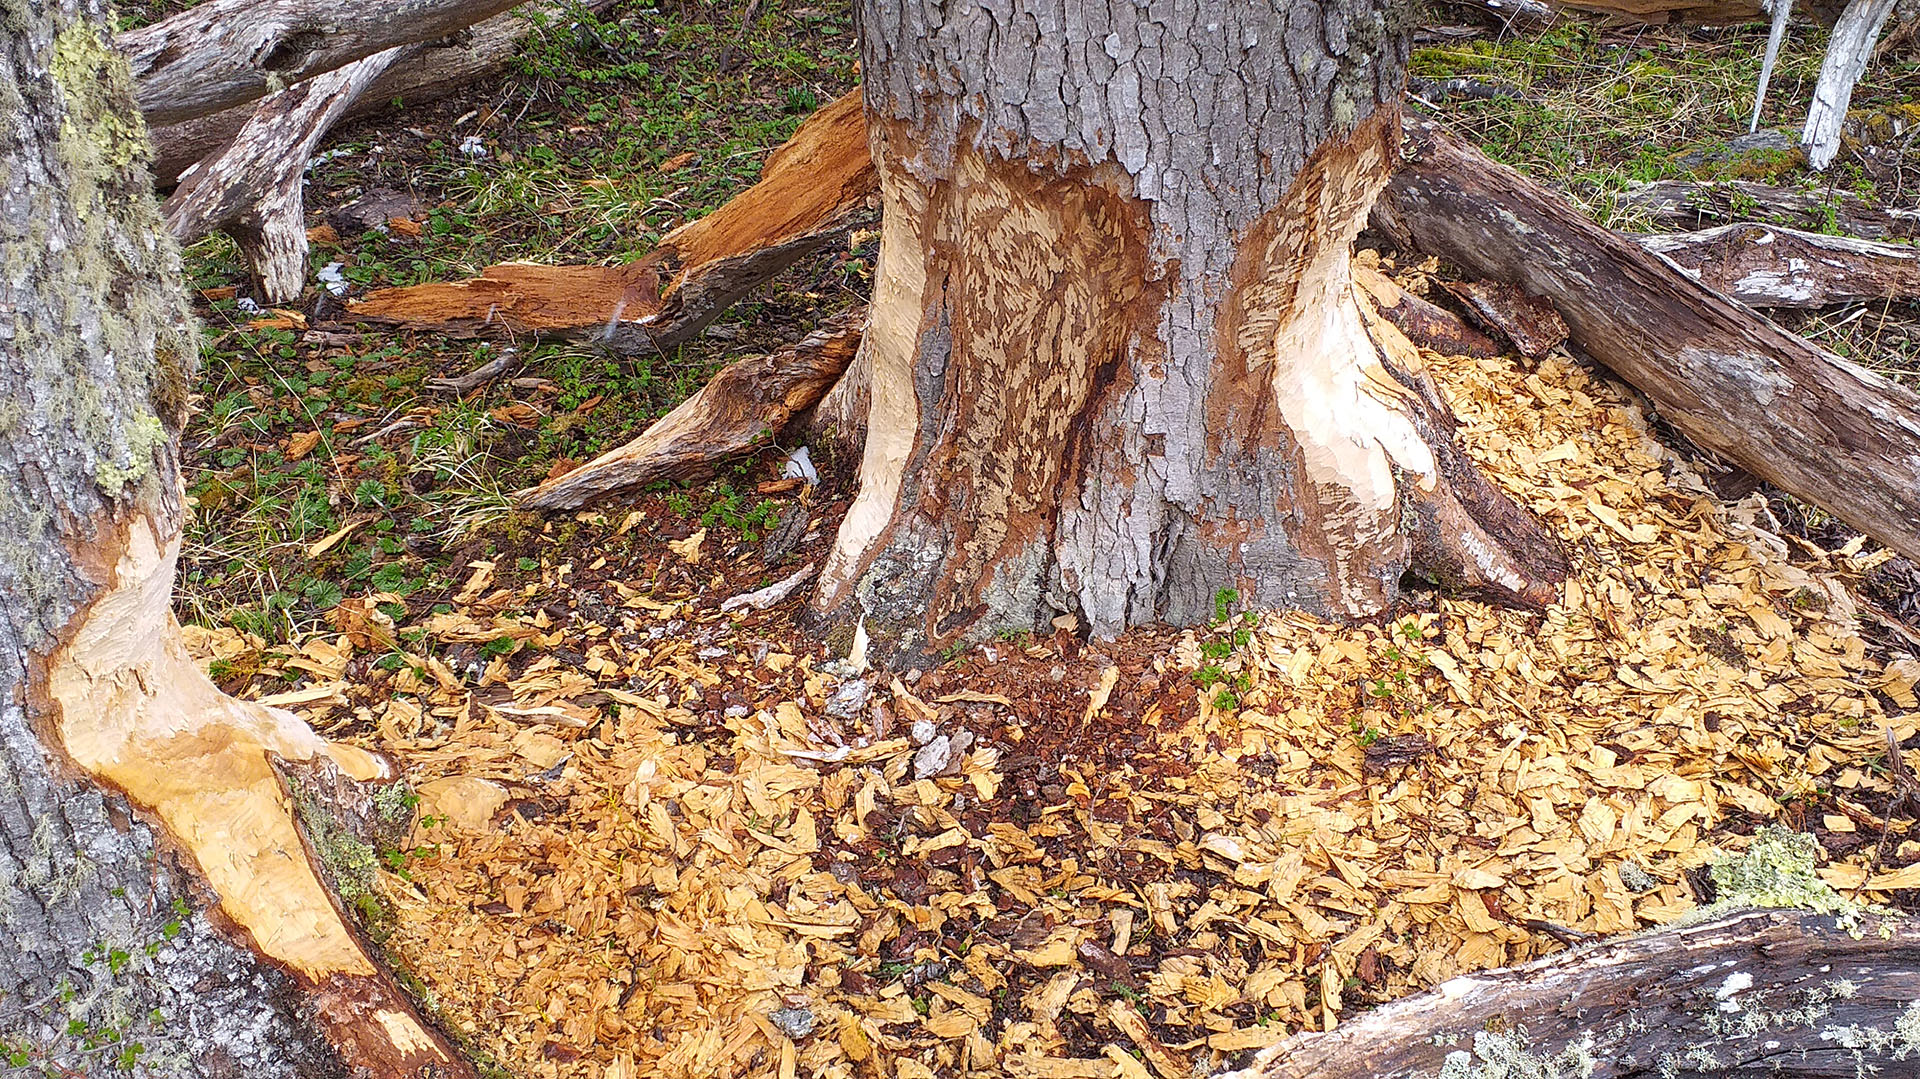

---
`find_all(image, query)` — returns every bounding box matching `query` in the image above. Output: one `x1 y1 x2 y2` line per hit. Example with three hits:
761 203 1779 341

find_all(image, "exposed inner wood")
1375 121 1920 564
815 103 1562 666
519 309 865 511
1636 221 1920 307
347 87 876 354
1230 909 1920 1079
43 515 470 1078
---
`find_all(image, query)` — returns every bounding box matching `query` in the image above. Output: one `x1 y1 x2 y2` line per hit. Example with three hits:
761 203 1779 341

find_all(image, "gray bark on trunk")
816 0 1564 667
0 7 467 1076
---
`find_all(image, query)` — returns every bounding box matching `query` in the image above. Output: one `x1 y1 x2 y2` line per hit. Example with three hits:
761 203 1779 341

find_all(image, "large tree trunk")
0 8 465 1077
816 0 1565 667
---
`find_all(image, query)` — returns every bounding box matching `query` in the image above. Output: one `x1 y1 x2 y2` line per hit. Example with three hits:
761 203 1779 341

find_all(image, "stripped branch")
349 88 876 354
1636 222 1920 307
518 309 865 511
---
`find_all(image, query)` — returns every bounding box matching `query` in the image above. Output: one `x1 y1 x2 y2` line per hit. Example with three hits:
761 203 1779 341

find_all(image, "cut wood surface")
146 0 618 187
1376 122 1920 563
519 309 865 510
1230 908 1920 1078
1636 221 1920 307
164 47 405 302
1619 178 1920 240
119 0 522 125
349 87 876 354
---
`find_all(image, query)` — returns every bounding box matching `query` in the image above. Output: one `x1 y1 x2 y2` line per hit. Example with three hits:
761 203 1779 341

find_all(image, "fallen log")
1352 264 1507 359
1636 221 1920 307
164 48 406 303
518 309 865 511
120 0 523 126
1618 179 1920 240
1375 122 1920 563
147 1 617 188
349 87 876 355
1230 907 1920 1078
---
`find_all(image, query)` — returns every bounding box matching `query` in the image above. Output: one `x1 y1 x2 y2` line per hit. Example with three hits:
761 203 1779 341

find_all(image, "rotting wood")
348 87 876 354
147 0 620 187
1635 221 1920 307
1352 264 1507 360
119 0 523 125
518 309 865 511
1375 121 1920 563
1441 278 1570 358
1801 0 1901 169
163 47 406 303
1617 178 1920 239
1229 908 1920 1079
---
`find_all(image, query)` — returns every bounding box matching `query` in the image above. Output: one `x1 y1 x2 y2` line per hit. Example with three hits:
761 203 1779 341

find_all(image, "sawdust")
195 335 1919 1079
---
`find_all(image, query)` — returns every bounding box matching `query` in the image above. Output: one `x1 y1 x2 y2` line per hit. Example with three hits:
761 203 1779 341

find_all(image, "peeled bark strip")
1618 179 1920 240
1801 0 1900 169
148 0 620 188
519 310 865 510
818 0 1564 668
1376 123 1920 563
349 88 876 354
2 11 467 1077
1229 908 1920 1079
1637 222 1920 307
164 47 406 303
119 0 522 125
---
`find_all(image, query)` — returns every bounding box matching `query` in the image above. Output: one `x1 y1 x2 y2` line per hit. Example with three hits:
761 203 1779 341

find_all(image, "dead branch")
1802 0 1901 169
163 48 405 303
1375 122 1920 563
120 0 523 126
348 87 876 354
518 310 865 511
1229 908 1920 1079
1618 179 1920 240
147 1 618 188
1636 222 1920 307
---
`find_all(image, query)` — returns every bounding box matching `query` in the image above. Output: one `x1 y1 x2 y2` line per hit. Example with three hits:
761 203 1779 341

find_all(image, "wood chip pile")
203 334 1920 1079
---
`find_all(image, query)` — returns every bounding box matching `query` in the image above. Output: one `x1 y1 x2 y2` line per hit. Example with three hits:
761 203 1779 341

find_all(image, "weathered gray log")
3 8 470 1077
164 47 405 302
1618 179 1920 240
519 309 865 510
1376 123 1920 563
1802 0 1900 169
1636 222 1920 307
1230 908 1920 1078
119 0 523 126
146 0 619 187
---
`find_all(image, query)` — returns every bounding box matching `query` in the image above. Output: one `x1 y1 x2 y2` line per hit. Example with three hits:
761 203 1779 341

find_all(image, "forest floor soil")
155 2 1920 1077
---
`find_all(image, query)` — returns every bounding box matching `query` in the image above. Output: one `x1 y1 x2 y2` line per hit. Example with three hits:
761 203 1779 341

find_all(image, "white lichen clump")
1434 1030 1596 1079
